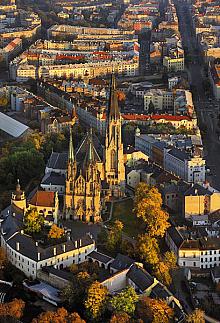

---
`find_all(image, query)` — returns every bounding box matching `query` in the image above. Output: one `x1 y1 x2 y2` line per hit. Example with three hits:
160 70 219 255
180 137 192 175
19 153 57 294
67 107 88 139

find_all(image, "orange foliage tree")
48 224 64 239
110 312 130 323
0 298 25 319
134 183 170 238
32 307 86 323
136 296 174 323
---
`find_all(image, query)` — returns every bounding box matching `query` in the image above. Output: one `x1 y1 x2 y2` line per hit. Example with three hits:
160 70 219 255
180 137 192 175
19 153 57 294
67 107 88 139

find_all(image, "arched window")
111 150 116 170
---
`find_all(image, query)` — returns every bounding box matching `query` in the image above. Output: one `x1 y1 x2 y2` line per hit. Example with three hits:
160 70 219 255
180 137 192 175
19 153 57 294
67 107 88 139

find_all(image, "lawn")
110 198 144 238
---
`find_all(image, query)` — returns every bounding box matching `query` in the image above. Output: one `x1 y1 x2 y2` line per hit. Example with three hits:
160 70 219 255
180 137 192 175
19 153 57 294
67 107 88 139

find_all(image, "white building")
143 89 173 111
166 226 220 270
0 205 95 279
163 56 184 72
164 147 206 183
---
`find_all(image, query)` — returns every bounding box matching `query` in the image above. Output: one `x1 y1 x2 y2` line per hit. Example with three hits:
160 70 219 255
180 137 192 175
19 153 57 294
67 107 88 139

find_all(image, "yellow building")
184 183 220 217
64 75 125 221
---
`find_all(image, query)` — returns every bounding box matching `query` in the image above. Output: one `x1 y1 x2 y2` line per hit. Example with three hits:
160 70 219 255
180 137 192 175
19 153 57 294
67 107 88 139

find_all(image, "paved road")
175 0 220 190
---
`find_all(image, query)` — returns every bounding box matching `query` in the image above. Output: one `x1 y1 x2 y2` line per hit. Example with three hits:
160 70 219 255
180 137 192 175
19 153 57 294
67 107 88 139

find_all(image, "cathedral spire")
88 128 94 162
68 127 74 164
108 74 120 121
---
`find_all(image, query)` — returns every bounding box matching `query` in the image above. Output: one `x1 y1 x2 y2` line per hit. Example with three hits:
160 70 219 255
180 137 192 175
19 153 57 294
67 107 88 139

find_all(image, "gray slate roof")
46 152 68 170
41 172 65 186
88 250 113 264
167 147 190 161
110 253 135 271
184 183 212 197
127 264 154 292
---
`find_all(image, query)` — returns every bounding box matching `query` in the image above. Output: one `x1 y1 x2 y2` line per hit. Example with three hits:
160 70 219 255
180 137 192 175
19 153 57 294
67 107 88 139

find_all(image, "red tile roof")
29 191 55 208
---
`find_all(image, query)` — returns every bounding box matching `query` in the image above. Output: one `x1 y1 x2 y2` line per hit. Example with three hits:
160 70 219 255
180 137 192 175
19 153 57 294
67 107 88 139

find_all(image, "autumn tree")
62 271 94 306
110 286 138 315
137 234 160 266
24 208 44 234
134 183 170 237
0 298 25 319
153 261 172 286
32 307 86 323
136 296 174 323
84 281 108 320
106 220 123 252
0 247 7 268
186 309 205 323
164 251 177 270
110 312 130 323
48 224 64 239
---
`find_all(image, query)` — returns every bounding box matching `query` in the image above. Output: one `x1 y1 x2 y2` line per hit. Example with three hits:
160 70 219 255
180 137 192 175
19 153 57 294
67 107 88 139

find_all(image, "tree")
106 220 123 253
48 224 64 239
137 234 160 266
84 281 108 320
148 100 155 114
0 247 7 268
164 251 177 270
117 91 126 102
136 296 174 323
0 298 25 319
134 183 170 237
62 271 94 306
24 208 44 234
110 312 130 323
153 262 172 286
186 309 205 323
110 286 138 315
32 307 86 323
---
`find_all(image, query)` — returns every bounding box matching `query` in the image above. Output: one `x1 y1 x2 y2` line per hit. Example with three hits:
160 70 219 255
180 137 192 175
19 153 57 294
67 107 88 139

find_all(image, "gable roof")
110 253 135 271
41 172 65 186
127 264 154 292
46 152 68 170
184 183 212 197
29 191 56 208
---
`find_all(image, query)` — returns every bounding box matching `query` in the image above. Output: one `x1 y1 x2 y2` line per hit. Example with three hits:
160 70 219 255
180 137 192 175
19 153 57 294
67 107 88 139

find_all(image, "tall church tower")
65 127 77 218
105 75 125 196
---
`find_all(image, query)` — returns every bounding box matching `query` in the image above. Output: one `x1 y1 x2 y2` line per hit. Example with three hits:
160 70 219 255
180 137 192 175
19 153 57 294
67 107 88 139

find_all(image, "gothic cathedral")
64 75 125 222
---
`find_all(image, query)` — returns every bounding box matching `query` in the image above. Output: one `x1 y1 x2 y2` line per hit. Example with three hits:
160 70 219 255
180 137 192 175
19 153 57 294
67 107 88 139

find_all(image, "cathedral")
64 75 125 222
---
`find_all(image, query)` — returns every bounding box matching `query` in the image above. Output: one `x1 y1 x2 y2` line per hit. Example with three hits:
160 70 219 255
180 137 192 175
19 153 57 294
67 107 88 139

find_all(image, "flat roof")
0 112 29 138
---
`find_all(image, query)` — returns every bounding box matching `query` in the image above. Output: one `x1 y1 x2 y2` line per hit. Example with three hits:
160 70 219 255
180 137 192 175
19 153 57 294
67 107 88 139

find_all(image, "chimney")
75 240 77 248
16 242 20 251
21 230 24 235
63 244 66 253
37 252 41 261
79 239 82 248
53 247 56 256
35 241 38 247
12 212 15 217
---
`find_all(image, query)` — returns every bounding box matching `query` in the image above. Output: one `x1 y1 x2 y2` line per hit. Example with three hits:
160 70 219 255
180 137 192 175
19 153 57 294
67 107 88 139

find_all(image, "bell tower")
105 75 125 196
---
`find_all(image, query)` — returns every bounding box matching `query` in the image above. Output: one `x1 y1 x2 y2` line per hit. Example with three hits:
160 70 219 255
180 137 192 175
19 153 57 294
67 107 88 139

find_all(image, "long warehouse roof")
0 112 29 138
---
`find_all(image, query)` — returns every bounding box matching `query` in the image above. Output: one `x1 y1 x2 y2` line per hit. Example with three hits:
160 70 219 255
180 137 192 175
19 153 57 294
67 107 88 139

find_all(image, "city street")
175 0 220 190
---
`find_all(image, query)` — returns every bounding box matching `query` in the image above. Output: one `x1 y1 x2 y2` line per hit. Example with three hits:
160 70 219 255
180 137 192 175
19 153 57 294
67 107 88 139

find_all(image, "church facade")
64 75 125 222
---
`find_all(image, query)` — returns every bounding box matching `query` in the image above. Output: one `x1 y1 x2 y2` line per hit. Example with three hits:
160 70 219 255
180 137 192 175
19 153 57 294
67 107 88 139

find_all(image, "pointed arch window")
111 149 117 170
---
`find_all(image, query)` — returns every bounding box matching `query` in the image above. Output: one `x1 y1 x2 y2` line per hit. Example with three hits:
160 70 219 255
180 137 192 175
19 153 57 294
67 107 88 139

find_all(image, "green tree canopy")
110 286 138 315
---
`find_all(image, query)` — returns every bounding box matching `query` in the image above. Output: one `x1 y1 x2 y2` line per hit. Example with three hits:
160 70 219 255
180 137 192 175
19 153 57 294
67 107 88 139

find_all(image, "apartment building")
144 89 173 111
164 147 206 183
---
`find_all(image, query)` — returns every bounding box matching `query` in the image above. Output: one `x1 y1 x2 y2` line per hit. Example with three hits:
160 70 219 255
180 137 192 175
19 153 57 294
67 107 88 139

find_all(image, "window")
32 264 34 268
183 261 185 266
193 262 196 267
